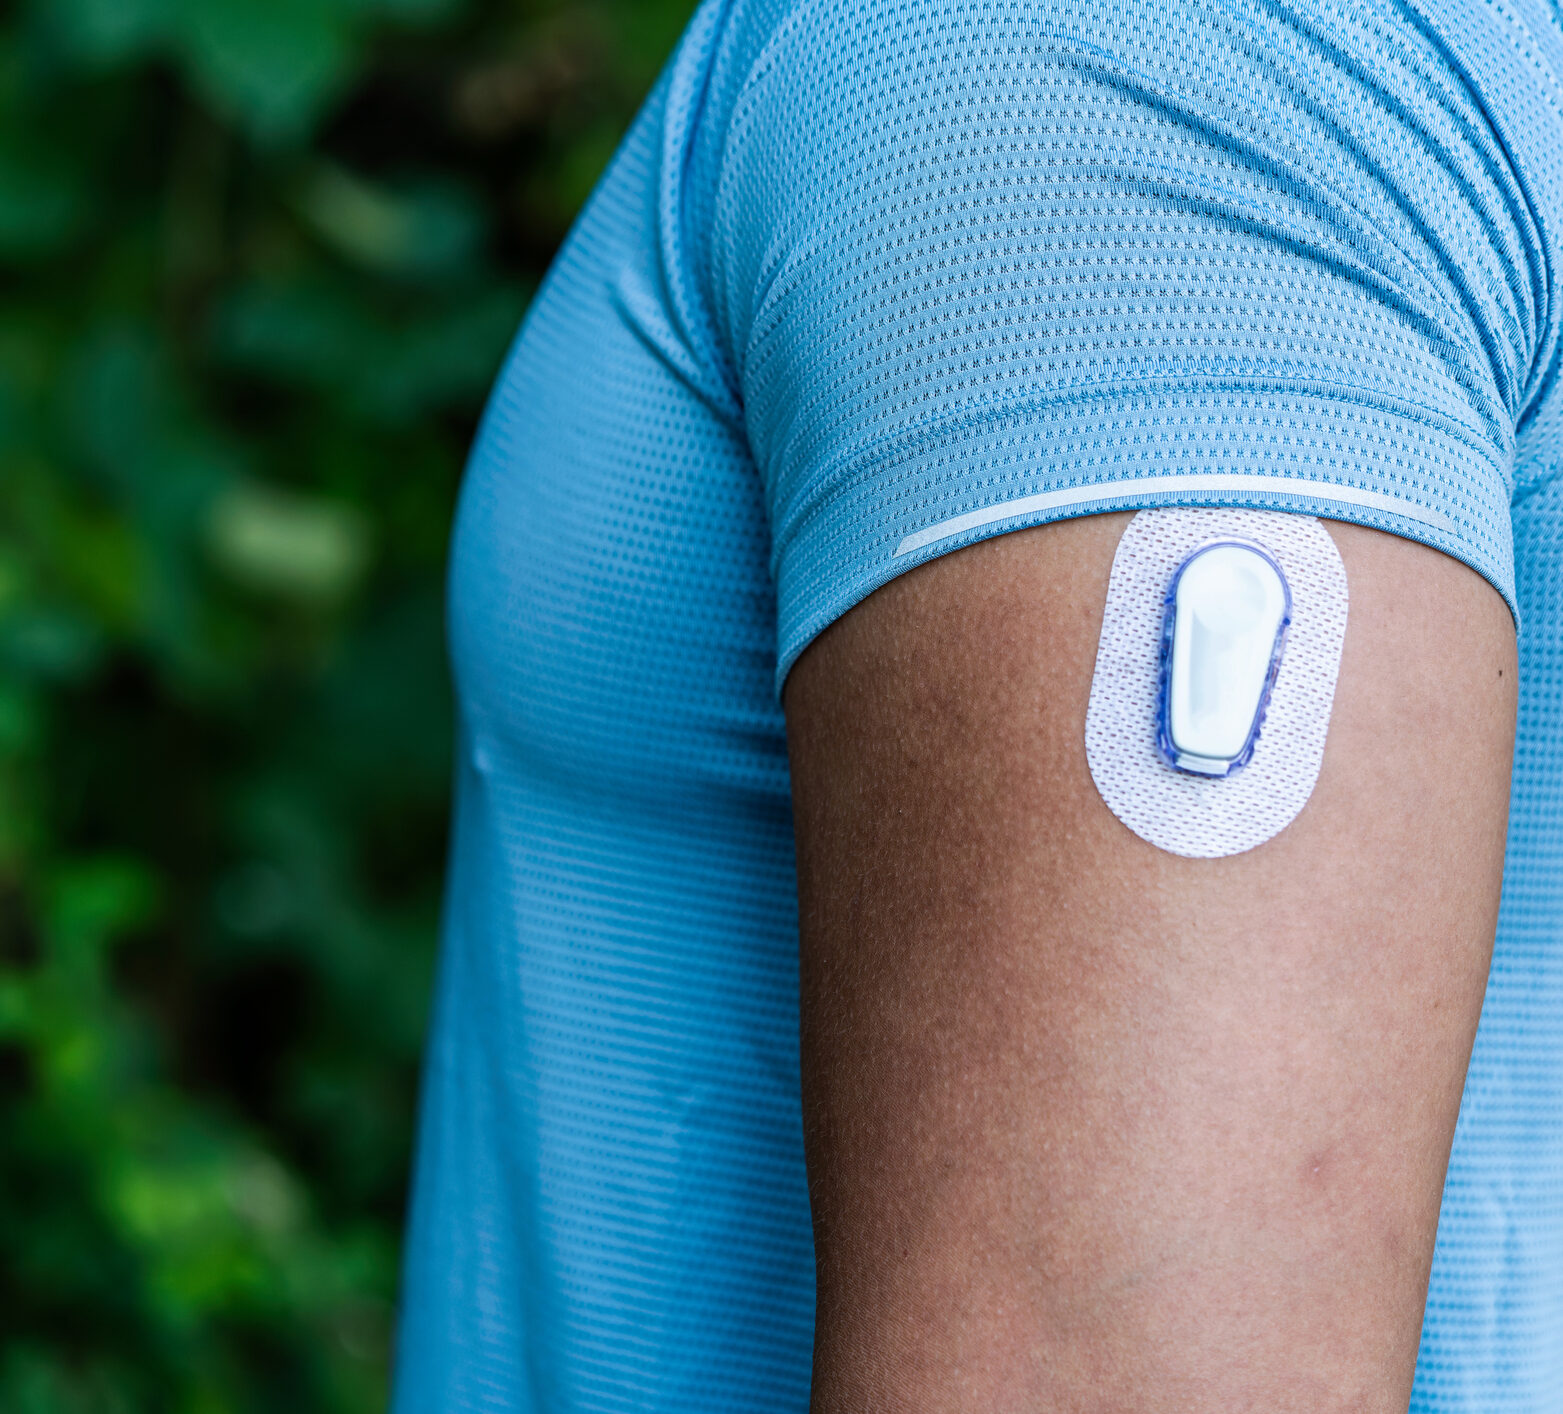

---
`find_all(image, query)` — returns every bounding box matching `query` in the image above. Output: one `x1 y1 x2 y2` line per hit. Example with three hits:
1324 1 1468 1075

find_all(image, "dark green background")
1 0 692 1406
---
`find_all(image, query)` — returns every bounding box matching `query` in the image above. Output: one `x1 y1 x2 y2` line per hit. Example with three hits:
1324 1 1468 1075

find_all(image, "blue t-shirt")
391 0 1563 1407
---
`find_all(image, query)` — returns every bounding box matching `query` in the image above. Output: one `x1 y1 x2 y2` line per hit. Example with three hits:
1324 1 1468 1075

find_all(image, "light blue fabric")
391 0 1563 1407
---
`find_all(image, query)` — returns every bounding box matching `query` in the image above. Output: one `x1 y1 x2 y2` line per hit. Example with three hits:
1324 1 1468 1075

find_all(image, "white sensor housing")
1161 540 1290 776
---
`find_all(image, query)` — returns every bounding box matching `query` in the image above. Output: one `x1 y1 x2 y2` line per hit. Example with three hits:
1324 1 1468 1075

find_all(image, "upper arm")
784 514 1515 1409
705 0 1552 1401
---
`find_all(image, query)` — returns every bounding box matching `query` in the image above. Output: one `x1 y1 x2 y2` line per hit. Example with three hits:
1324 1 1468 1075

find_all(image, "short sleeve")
707 0 1563 692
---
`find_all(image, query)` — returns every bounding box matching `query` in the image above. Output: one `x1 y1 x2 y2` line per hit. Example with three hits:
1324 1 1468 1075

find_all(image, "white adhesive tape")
1084 508 1348 858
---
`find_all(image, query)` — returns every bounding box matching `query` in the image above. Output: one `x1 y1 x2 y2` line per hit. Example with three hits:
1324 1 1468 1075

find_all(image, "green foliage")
0 0 693 1407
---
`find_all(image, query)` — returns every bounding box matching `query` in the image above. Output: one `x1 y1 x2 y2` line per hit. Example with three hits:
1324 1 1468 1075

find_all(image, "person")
388 0 1563 1407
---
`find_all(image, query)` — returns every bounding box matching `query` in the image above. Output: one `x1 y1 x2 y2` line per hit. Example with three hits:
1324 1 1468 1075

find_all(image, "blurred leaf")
208 280 366 391
206 481 370 604
295 164 482 278
213 860 297 940
63 325 175 487
172 0 358 140
213 276 527 420
0 139 92 260
46 0 171 64
47 856 159 973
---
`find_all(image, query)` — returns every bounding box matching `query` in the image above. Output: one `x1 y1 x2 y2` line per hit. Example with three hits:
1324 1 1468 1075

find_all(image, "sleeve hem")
772 385 1515 697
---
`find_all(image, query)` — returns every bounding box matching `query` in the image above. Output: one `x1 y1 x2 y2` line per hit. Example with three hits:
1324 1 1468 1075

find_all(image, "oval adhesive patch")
1084 507 1348 858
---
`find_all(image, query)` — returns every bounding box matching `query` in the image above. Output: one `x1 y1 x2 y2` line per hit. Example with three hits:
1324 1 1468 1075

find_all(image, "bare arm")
785 515 1515 1412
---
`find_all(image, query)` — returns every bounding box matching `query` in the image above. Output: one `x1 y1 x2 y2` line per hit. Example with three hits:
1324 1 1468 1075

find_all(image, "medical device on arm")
1157 539 1291 777
1085 508 1348 858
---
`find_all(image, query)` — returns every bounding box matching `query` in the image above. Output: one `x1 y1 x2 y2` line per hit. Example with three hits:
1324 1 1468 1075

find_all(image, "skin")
783 514 1517 1413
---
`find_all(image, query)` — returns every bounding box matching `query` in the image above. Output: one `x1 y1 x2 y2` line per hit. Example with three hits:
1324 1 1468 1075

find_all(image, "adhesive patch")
1085 508 1348 858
